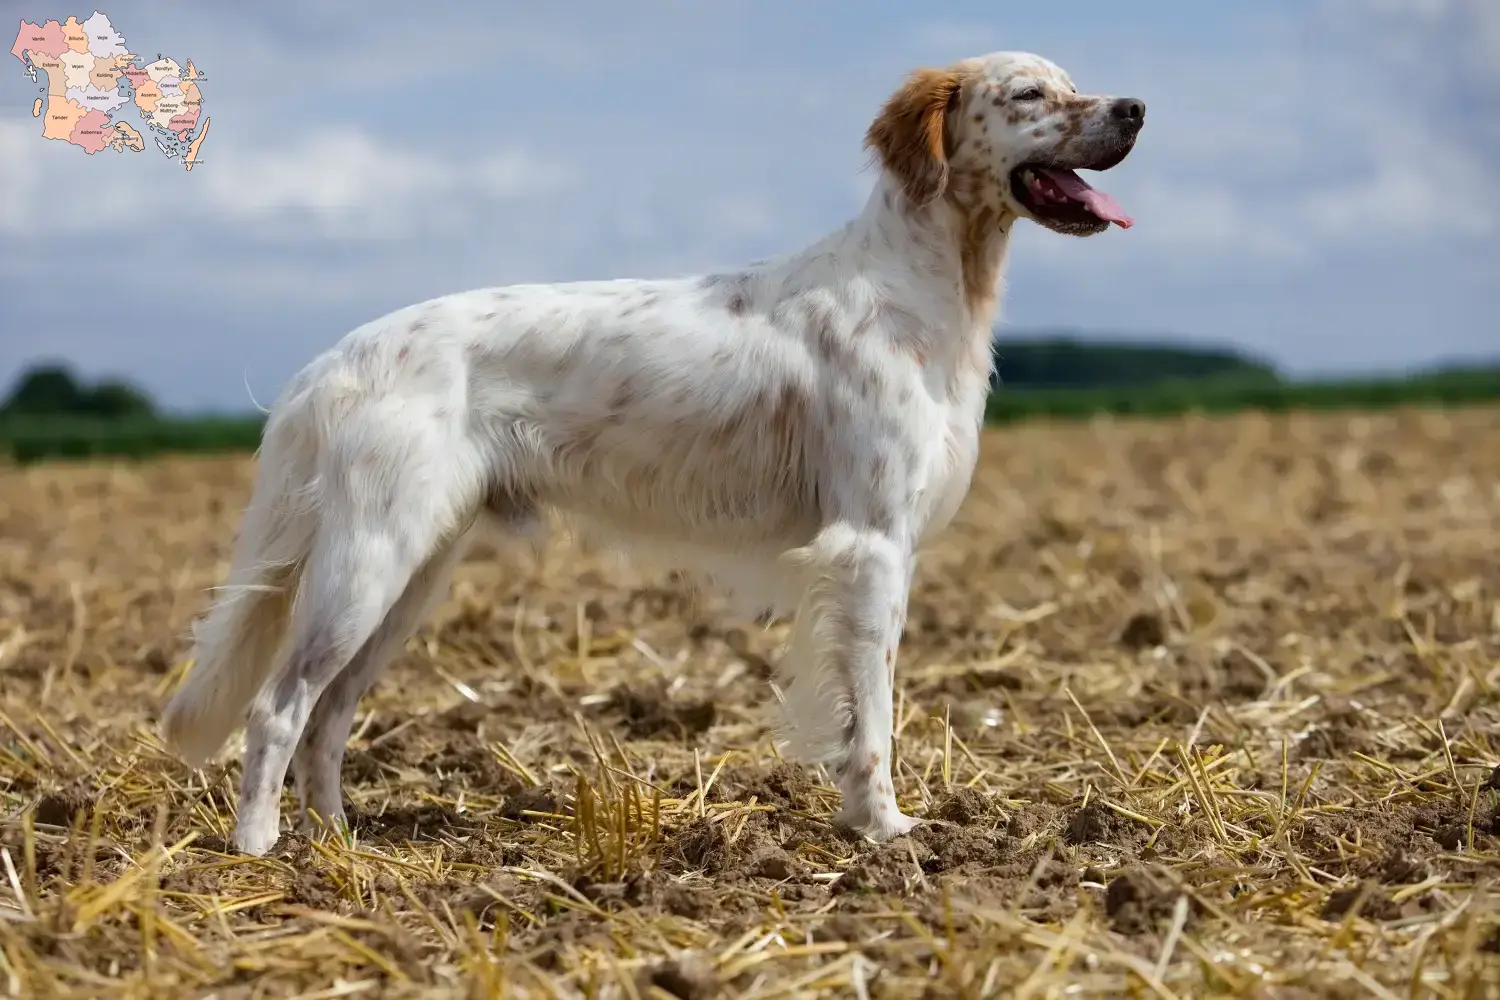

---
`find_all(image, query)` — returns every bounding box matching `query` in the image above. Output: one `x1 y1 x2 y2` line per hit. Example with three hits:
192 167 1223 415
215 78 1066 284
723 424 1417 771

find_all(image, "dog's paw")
834 804 920 843
232 819 282 858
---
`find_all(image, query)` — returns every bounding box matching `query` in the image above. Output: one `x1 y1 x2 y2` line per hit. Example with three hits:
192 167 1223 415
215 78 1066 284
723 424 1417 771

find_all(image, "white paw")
834 803 921 843
232 819 281 857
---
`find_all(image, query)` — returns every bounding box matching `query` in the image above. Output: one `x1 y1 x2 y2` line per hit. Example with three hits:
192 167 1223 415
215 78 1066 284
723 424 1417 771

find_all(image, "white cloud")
201 131 446 217
1327 0 1500 86
471 149 575 199
197 131 576 238
0 118 577 241
1305 143 1497 241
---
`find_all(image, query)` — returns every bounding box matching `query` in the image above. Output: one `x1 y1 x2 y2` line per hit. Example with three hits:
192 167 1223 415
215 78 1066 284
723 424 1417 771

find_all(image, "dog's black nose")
1112 98 1146 124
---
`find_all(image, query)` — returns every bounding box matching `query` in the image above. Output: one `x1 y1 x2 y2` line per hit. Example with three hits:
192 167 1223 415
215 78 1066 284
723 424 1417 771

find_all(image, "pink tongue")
1037 167 1133 228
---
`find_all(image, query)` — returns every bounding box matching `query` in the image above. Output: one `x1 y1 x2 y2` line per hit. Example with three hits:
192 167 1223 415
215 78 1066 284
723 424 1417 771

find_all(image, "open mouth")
1009 162 1133 230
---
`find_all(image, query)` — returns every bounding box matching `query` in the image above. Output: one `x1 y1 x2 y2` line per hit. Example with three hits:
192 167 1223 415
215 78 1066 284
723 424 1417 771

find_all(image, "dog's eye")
1013 88 1043 101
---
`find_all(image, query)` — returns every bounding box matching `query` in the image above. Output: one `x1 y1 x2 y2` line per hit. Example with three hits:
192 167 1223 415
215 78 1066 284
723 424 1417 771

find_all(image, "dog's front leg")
779 522 918 842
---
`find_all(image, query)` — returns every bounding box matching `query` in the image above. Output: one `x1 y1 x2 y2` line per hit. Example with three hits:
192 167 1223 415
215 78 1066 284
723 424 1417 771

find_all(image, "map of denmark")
10 11 209 170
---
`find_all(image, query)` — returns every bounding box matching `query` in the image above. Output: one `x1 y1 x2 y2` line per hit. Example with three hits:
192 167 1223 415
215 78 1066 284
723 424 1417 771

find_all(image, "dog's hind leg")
231 422 484 856
289 494 547 836
290 536 468 837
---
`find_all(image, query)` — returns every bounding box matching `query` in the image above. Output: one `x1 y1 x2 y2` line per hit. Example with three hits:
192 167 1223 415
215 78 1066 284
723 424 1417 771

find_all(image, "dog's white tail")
160 382 323 768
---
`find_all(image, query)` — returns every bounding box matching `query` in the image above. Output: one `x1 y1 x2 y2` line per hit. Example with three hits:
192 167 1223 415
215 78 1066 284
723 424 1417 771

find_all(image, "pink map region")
10 19 66 61
68 108 112 153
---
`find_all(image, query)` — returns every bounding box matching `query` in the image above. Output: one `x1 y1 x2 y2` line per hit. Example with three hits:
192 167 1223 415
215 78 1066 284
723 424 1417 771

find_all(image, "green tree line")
989 334 1278 389
3 344 1498 464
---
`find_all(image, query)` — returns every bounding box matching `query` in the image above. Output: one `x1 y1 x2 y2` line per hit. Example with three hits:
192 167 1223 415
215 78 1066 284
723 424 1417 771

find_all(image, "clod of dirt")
1412 800 1500 848
1119 612 1166 650
576 873 652 910
31 787 93 828
193 833 233 855
159 865 224 896
833 838 934 894
437 699 495 733
342 749 387 785
1064 800 1148 849
699 762 816 812
1213 650 1267 700
1296 727 1356 761
1434 824 1467 850
432 744 525 798
809 914 866 944
1297 695 1382 761
930 787 1001 825
746 763 814 810
637 953 718 1000
1104 866 1196 936
500 785 561 822
442 874 545 925
1028 860 1084 911
748 851 797 881
606 681 717 741
270 832 316 866
289 872 343 909
666 817 728 874
660 882 712 919
1296 804 1422 866
287 863 344 909
663 814 782 877
1319 694 1358 723
1321 881 1402 922
1373 849 1429 885
669 815 786 875
353 802 466 841
1004 803 1063 841
912 823 1011 872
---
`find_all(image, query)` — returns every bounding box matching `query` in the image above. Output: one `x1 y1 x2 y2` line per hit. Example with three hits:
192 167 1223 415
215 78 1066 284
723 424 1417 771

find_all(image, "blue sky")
2 0 1496 411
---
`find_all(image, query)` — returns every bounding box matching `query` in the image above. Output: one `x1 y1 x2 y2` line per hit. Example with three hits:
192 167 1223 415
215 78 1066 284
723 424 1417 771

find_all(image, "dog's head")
865 51 1143 236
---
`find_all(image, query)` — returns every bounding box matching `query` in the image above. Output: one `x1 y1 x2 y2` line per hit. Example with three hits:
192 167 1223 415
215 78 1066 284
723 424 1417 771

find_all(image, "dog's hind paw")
232 817 282 858
834 804 920 843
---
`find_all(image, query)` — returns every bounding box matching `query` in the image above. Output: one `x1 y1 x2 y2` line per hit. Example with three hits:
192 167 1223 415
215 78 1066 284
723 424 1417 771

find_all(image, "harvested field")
2 406 1500 998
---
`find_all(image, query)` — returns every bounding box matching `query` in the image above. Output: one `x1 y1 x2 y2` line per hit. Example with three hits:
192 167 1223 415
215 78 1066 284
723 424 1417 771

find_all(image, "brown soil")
2 407 1499 997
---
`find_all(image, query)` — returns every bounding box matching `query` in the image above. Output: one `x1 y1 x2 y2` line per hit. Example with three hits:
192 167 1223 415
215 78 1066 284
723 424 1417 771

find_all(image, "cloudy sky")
2 0 1497 411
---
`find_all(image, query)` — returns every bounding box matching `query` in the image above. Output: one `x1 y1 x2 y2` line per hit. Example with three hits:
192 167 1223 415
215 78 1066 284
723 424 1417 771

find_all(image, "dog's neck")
850 172 1012 394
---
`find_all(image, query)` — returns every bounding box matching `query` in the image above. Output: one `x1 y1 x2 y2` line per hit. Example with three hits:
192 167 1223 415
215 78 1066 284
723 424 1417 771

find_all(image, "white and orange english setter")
162 49 1145 856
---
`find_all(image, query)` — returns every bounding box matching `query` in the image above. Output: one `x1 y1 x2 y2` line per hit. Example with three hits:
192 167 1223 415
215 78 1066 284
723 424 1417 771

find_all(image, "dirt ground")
2 406 1499 999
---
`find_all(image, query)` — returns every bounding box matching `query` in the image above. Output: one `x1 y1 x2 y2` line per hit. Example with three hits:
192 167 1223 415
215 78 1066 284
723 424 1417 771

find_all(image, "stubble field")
1 406 1499 999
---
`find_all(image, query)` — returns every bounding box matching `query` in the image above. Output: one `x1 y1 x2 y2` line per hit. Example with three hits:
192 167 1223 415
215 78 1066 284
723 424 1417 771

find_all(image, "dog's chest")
912 401 982 546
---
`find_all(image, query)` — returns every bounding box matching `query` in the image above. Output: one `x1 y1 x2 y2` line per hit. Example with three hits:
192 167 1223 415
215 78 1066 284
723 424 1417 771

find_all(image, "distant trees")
1 362 156 418
991 335 1279 390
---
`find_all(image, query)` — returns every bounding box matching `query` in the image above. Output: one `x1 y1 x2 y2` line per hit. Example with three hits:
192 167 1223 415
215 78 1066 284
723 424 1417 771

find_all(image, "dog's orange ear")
864 68 963 207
